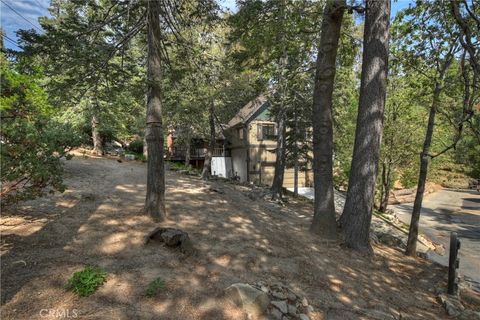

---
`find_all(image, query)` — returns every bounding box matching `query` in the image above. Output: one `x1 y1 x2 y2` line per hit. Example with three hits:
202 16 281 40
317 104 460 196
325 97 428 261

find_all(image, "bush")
66 266 107 297
127 139 144 154
135 153 147 162
1 54 82 206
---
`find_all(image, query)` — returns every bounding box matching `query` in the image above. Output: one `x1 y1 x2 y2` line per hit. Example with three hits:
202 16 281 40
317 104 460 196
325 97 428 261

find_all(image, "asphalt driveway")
392 189 480 289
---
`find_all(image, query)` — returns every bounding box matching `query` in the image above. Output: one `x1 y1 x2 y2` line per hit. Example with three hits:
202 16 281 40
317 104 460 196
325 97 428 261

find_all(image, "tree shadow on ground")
1 156 451 320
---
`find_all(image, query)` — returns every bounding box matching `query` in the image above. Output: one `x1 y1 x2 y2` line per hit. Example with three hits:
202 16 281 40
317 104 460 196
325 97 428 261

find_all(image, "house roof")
227 95 268 128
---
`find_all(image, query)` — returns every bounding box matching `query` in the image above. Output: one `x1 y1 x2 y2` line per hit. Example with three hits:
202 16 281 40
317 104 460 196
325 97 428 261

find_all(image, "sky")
1 0 413 51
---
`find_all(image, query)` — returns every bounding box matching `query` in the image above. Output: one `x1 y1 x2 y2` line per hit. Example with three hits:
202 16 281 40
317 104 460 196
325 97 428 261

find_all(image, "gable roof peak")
227 95 269 128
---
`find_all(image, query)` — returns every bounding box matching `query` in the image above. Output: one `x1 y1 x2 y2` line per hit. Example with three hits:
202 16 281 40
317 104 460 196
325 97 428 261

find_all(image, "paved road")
392 189 480 288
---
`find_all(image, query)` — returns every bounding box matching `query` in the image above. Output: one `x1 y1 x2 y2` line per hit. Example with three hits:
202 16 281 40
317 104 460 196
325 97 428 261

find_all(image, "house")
219 95 313 188
166 127 228 168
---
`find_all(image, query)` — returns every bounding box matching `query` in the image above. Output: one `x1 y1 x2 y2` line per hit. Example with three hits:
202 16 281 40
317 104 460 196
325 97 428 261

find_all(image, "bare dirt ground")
1 154 454 319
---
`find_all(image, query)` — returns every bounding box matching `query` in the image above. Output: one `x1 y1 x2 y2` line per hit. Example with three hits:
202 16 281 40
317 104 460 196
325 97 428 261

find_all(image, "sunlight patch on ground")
115 184 146 193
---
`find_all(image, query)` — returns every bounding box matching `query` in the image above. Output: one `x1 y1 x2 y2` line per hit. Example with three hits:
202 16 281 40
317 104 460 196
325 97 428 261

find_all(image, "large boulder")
224 283 270 316
144 227 195 255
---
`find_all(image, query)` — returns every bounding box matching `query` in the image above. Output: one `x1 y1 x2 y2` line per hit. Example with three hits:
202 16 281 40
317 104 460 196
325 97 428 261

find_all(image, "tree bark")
340 0 391 253
91 114 103 155
309 0 346 238
404 48 455 255
201 102 215 180
379 160 391 213
271 110 287 200
144 0 166 221
405 82 442 255
143 132 148 158
184 128 191 169
293 108 299 197
294 156 299 197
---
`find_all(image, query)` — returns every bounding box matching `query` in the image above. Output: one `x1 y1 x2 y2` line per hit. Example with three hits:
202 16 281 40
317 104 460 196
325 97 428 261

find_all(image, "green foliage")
66 266 107 297
0 53 82 206
135 153 147 162
145 277 166 298
167 161 200 175
127 140 144 154
332 16 361 188
17 0 147 148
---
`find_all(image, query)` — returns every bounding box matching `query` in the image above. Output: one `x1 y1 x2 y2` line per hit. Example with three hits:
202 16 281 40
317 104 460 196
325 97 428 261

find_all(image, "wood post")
448 232 461 295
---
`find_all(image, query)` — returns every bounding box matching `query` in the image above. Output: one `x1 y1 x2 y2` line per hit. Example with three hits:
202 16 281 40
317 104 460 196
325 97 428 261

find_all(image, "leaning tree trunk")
340 0 391 253
271 110 287 200
405 83 442 255
309 0 346 238
91 114 103 155
144 0 167 222
201 102 215 180
405 50 454 256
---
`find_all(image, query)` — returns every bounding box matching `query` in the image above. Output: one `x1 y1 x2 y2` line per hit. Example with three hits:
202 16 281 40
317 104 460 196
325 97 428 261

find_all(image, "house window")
238 128 244 140
258 124 276 140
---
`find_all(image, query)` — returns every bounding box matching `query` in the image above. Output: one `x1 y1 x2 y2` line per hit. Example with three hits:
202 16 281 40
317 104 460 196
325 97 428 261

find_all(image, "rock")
144 227 195 255
272 290 287 299
125 154 135 161
271 300 288 314
298 314 310 320
261 286 269 293
208 186 225 194
287 292 297 301
377 232 406 249
160 229 185 246
287 304 297 315
225 283 270 316
416 250 430 259
306 305 314 313
270 308 283 320
301 297 309 307
438 293 465 317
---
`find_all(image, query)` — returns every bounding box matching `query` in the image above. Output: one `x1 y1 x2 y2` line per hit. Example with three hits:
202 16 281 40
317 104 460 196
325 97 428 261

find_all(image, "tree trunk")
294 156 299 197
144 0 166 221
271 110 287 200
184 128 191 169
340 0 391 253
201 102 215 180
91 114 103 155
293 108 299 197
143 132 148 158
379 161 391 213
405 84 441 255
404 49 454 255
309 0 346 238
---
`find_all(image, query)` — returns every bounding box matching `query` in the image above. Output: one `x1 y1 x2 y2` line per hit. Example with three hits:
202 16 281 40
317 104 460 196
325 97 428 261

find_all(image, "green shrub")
127 139 144 154
145 277 166 297
66 266 107 297
1 54 82 206
135 153 147 162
